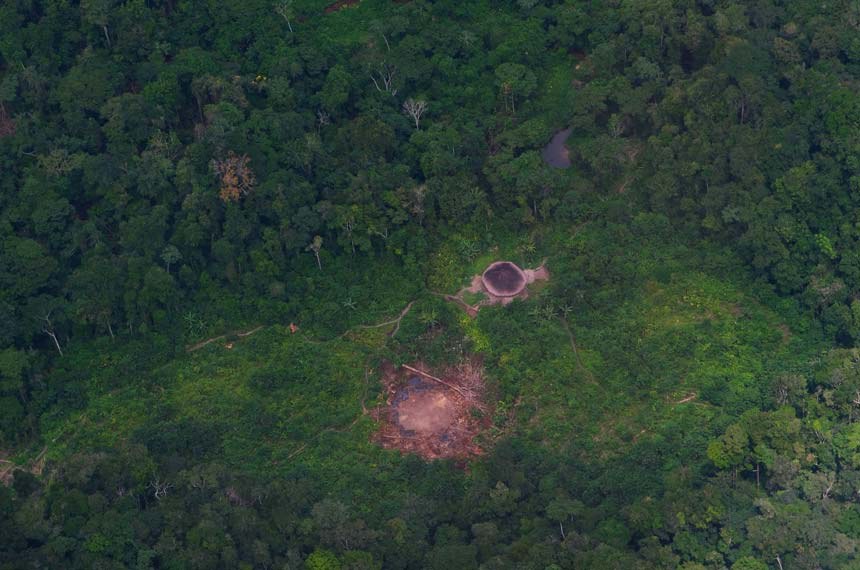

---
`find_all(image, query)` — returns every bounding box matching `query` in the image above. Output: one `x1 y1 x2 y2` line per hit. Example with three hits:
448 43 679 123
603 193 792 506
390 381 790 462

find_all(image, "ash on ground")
371 360 491 461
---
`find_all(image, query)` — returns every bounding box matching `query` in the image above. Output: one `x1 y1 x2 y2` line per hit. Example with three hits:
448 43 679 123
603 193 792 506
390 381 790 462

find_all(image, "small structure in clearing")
482 261 527 297
441 260 549 316
372 360 490 461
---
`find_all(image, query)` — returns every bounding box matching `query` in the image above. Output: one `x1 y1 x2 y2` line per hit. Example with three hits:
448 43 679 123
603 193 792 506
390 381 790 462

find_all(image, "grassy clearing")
474 225 822 499
33 226 822 512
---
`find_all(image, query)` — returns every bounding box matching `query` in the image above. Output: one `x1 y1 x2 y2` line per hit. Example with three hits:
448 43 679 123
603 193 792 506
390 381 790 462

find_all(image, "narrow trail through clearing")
186 325 265 352
430 290 479 316
673 393 698 404
343 301 415 338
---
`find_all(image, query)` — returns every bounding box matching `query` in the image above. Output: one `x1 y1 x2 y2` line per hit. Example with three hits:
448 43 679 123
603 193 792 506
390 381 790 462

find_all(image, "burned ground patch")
396 383 457 434
372 360 490 461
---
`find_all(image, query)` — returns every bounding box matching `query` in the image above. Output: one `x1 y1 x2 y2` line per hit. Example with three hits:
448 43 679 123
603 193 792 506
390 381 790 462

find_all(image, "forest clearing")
3 0 859 567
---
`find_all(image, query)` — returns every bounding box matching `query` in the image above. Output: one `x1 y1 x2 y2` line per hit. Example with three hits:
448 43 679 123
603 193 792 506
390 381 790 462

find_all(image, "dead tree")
211 151 256 203
316 109 330 133
274 0 294 33
373 227 390 241
369 20 391 51
399 184 426 225
370 63 398 96
306 235 323 270
852 389 860 423
41 312 63 356
102 313 114 339
148 478 173 500
402 98 428 130
823 476 835 500
342 218 356 254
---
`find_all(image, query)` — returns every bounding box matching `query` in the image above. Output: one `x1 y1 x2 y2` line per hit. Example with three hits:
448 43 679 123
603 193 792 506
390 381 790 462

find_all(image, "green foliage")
707 424 748 470
835 424 860 469
2 0 860 568
731 557 768 570
306 549 341 570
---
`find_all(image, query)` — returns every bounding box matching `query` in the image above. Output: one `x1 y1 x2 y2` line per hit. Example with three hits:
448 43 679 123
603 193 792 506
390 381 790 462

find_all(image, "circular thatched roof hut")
482 261 527 297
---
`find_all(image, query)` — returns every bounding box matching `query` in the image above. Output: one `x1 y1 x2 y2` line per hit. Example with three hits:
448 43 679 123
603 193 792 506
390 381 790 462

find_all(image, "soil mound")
372 360 490 461
482 261 526 297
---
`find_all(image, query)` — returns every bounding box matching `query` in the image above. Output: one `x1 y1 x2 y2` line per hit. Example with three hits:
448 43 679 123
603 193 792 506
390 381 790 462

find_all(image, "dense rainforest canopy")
3 0 860 568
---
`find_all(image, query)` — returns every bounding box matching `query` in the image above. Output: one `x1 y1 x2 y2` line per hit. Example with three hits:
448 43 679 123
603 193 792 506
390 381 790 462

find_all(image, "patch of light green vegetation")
37 222 822 511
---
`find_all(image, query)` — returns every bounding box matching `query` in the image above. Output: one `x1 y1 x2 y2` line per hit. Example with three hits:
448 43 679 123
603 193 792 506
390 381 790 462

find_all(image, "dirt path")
430 291 479 317
673 392 698 404
345 301 415 338
186 325 264 352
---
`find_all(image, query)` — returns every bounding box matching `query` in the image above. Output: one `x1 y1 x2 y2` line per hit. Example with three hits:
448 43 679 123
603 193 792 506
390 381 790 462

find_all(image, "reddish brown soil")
482 261 526 297
324 0 359 13
397 391 456 433
371 359 490 461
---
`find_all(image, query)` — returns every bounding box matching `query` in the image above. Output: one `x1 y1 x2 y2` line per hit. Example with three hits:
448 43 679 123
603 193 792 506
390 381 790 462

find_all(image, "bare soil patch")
397 391 456 433
372 359 491 461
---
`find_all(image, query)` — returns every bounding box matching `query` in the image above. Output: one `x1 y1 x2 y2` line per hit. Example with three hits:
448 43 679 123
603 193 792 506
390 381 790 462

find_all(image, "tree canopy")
3 0 860 568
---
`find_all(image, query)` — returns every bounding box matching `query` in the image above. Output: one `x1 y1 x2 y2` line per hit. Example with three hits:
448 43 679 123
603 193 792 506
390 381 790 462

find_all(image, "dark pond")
542 127 572 168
